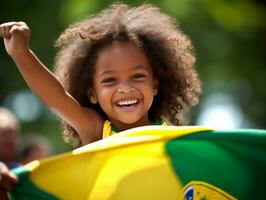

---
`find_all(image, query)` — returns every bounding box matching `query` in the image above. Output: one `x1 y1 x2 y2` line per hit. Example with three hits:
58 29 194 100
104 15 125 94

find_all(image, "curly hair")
54 3 202 147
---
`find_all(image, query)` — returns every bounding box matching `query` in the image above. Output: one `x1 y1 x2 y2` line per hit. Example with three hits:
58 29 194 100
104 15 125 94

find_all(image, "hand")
0 21 31 58
0 162 18 200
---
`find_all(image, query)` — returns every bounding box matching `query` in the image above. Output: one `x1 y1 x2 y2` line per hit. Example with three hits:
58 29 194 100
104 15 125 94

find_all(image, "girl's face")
90 42 158 131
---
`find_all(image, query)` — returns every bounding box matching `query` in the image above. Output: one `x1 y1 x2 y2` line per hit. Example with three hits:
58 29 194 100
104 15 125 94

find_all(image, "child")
0 2 201 197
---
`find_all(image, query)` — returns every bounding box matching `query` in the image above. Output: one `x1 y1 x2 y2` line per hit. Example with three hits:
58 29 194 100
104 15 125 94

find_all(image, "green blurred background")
0 0 265 154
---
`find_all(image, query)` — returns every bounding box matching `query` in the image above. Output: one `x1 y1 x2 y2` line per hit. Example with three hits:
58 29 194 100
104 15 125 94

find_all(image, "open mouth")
116 99 140 111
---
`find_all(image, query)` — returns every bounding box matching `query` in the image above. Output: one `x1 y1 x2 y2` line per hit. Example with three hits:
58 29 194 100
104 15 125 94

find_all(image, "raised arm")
0 22 103 144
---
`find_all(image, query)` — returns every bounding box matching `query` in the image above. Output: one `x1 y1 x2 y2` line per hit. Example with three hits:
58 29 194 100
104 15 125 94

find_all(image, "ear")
87 88 97 104
153 79 158 96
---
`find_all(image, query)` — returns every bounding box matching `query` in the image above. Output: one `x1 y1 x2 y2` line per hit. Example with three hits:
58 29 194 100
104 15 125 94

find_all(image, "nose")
117 81 135 93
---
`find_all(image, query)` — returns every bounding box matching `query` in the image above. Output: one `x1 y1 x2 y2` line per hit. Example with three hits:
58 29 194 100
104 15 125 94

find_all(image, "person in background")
19 134 52 165
0 107 19 200
0 107 20 169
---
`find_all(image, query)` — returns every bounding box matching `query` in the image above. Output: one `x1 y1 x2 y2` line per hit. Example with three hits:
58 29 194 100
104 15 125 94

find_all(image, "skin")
90 42 158 131
0 21 103 145
0 22 158 144
0 22 158 195
0 129 18 163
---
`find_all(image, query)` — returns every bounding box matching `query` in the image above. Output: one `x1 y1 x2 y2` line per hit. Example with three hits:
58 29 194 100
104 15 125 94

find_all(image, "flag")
9 126 266 200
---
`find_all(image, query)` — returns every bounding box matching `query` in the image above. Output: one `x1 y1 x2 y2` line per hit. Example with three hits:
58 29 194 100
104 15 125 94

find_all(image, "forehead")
94 42 151 74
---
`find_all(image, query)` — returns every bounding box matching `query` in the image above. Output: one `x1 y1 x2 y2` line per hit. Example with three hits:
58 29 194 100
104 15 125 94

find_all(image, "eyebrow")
99 70 114 77
99 65 149 76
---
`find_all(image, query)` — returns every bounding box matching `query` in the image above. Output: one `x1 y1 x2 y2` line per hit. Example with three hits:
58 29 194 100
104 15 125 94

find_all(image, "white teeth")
117 99 138 106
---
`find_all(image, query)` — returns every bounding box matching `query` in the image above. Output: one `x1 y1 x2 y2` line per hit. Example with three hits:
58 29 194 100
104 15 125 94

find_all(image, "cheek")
96 87 114 103
140 81 155 95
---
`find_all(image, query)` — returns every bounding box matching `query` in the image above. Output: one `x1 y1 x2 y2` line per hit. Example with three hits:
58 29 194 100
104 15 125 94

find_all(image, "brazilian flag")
9 126 266 200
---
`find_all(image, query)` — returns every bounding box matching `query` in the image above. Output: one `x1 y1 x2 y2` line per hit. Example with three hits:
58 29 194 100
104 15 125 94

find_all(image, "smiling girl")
0 4 202 198
0 3 201 147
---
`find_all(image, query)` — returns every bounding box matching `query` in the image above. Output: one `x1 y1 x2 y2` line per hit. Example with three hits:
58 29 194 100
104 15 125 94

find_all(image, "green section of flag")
165 129 266 200
9 166 58 200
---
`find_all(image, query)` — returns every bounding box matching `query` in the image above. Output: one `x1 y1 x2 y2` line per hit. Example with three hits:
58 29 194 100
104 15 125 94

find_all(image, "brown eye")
102 77 116 83
133 74 146 80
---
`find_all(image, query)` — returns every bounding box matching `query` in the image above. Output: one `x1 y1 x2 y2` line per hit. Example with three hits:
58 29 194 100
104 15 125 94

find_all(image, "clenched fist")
0 21 31 58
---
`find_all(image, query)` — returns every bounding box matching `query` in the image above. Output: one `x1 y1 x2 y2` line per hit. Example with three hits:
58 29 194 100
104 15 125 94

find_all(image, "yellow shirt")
102 120 168 138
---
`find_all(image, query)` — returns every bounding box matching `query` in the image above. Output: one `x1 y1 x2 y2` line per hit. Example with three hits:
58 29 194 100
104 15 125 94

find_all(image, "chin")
120 119 140 125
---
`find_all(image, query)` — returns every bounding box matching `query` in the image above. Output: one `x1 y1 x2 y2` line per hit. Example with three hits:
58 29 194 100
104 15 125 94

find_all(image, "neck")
109 116 152 132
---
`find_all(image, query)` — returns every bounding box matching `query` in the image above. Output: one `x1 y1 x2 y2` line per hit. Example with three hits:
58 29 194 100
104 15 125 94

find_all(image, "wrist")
10 47 32 60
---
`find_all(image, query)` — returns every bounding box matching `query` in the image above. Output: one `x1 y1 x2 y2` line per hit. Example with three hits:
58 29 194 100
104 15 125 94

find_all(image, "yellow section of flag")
23 126 208 200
